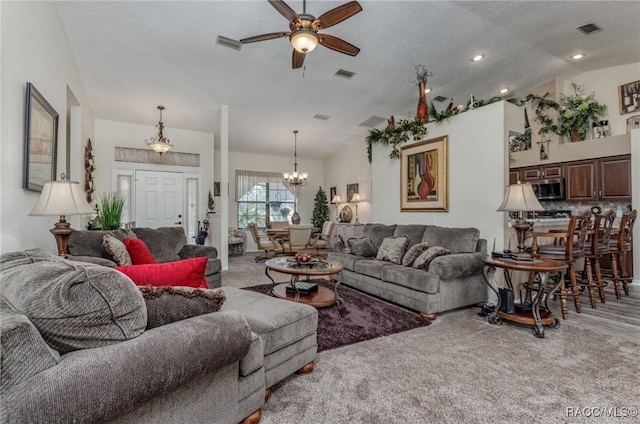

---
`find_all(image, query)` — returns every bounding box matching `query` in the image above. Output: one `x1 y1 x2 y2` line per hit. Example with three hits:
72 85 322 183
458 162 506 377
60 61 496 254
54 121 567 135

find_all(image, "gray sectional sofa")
328 223 488 318
1 249 318 424
66 227 223 288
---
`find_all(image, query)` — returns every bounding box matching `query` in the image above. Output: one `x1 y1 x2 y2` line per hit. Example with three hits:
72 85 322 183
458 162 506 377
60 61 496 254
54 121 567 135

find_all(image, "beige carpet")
223 254 640 423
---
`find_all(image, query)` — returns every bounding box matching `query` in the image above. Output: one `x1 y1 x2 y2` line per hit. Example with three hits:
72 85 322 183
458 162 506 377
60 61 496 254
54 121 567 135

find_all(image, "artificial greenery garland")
365 118 427 162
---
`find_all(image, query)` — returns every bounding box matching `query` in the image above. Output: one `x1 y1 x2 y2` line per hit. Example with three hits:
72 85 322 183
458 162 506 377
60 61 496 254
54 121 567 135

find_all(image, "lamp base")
50 221 74 257
513 218 533 254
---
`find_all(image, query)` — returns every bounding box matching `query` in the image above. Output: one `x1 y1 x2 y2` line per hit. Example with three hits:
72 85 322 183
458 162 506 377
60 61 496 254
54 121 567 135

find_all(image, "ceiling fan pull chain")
303 65 306 78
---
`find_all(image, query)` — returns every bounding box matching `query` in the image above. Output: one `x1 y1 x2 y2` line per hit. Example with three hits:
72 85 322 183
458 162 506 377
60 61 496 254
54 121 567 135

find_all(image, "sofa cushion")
133 227 187 263
0 248 66 272
376 236 410 264
348 237 377 257
327 252 371 272
402 242 431 266
223 287 318 356
354 260 390 279
381 264 441 294
0 258 147 354
338 234 351 254
363 224 397 249
115 257 209 289
67 229 137 258
429 252 485 281
394 225 428 249
103 234 132 266
124 238 157 264
421 226 479 253
240 332 264 377
139 285 226 329
413 246 451 270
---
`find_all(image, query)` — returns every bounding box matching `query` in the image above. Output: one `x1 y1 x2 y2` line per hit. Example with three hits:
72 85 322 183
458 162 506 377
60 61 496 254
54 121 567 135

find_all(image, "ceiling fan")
240 0 362 69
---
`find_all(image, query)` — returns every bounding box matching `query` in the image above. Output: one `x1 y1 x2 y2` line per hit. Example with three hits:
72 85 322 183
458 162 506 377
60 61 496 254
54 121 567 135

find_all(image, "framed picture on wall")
400 135 448 212
330 186 337 203
23 82 58 192
346 183 359 202
618 79 640 115
214 181 221 196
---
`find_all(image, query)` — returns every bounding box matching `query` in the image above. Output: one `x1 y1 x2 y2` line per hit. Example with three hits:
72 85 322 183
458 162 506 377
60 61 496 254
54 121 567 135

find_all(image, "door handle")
174 221 182 225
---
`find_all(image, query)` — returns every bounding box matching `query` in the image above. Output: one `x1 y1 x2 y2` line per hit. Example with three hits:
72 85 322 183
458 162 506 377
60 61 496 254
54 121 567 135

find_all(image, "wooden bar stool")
579 210 615 307
609 210 637 299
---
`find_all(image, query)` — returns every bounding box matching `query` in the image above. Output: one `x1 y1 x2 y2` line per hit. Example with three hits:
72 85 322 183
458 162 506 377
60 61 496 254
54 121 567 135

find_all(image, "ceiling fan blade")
268 0 299 22
318 34 360 56
240 32 289 44
314 1 362 29
292 49 305 69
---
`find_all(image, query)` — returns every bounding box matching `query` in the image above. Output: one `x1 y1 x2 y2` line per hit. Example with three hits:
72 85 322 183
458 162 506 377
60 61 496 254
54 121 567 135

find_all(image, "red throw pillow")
115 257 208 289
123 238 157 265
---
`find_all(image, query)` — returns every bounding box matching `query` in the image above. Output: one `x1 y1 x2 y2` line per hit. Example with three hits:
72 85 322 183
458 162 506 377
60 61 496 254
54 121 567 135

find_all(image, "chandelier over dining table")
283 130 308 187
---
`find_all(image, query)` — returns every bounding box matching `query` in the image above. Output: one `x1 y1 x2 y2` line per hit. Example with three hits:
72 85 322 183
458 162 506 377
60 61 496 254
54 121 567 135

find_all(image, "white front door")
135 170 183 228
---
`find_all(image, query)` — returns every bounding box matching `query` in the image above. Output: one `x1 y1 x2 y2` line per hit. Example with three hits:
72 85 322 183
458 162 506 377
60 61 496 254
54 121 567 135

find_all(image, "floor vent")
216 35 242 50
576 23 602 35
335 69 356 79
359 115 388 128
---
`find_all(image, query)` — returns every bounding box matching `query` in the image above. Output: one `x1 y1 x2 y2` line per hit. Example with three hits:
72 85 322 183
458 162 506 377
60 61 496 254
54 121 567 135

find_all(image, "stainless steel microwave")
529 178 565 201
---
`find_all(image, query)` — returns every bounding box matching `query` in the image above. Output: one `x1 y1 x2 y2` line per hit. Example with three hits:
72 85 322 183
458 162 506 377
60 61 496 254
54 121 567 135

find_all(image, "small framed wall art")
346 183 358 202
618 80 640 115
330 186 337 203
23 82 58 192
400 135 448 212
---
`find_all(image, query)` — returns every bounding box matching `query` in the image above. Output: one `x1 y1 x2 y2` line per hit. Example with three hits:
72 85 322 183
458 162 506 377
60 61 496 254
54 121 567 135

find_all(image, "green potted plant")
279 207 291 220
557 81 607 142
96 192 126 230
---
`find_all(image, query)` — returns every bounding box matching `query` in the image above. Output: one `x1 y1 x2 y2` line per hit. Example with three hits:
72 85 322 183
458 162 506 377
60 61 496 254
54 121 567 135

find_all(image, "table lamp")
497 182 544 253
352 192 362 224
30 174 95 256
331 195 342 221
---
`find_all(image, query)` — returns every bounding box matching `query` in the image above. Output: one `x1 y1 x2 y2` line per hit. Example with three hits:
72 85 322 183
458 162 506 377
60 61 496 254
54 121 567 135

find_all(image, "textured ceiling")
56 0 640 159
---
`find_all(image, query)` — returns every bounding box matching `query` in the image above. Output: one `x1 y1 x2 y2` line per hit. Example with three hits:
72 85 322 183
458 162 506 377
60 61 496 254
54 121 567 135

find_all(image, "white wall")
228 151 324 251
1 1 95 253
323 140 372 223
631 128 640 284
372 101 522 251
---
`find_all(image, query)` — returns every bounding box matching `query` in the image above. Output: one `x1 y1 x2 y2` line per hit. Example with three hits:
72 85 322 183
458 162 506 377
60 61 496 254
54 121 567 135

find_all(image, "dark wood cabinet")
564 155 631 202
509 171 519 185
513 163 564 183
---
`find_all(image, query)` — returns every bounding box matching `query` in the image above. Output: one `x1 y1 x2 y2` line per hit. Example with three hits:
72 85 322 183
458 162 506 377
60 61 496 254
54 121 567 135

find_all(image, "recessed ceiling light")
499 88 509 95
472 54 485 62
424 87 432 94
571 53 585 60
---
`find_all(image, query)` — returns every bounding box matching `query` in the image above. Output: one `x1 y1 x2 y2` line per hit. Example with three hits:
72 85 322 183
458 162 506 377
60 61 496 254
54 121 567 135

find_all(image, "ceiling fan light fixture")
145 105 174 155
290 29 319 53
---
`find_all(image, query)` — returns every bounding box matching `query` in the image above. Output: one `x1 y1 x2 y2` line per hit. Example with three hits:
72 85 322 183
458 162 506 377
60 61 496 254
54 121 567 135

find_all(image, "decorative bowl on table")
291 253 317 264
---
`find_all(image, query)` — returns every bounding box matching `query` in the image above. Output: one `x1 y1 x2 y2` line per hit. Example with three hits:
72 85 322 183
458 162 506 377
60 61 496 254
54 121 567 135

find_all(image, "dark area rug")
243 280 430 352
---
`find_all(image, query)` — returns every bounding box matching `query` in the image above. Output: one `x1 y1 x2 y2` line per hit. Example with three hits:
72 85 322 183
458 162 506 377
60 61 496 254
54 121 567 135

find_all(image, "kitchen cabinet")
509 171 519 185
564 155 631 202
513 164 563 182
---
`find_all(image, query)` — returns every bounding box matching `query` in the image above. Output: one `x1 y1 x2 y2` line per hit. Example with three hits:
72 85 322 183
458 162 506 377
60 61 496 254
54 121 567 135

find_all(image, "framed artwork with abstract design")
400 135 448 212
24 82 58 192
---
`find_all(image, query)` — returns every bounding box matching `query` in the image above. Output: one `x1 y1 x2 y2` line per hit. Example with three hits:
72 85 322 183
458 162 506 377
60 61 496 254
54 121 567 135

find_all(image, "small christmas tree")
311 186 330 230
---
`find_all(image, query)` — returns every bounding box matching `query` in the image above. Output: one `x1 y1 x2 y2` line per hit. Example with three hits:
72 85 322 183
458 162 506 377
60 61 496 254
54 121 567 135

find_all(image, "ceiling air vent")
335 69 356 79
576 23 602 35
216 35 242 51
314 114 330 121
359 115 388 128
433 95 448 102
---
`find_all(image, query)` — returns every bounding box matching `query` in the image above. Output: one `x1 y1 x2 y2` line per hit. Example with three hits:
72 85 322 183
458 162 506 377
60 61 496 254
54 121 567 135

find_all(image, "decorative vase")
412 164 422 197
339 206 353 223
569 125 583 142
291 212 301 225
417 153 435 199
416 80 428 123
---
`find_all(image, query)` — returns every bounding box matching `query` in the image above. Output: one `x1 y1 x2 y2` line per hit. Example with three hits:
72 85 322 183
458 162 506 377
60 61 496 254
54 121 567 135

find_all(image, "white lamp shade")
30 181 94 216
290 29 318 53
331 195 343 204
497 183 544 212
352 193 362 203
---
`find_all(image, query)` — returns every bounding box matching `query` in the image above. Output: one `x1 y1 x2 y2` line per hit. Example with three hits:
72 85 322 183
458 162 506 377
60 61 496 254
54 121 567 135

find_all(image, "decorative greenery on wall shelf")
365 118 427 162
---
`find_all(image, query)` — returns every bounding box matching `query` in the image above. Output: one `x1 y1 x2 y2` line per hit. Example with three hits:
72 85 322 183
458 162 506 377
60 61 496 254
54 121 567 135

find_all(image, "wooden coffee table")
264 257 344 308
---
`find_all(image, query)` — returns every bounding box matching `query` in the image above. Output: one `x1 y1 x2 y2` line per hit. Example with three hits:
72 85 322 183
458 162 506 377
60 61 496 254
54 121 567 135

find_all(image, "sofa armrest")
1 310 251 424
476 239 488 254
66 255 117 267
429 252 485 280
179 244 218 260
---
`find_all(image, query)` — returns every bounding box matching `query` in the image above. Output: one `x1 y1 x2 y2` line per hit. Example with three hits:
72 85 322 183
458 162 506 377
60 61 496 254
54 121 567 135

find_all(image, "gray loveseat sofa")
67 227 223 288
328 223 487 318
1 249 318 424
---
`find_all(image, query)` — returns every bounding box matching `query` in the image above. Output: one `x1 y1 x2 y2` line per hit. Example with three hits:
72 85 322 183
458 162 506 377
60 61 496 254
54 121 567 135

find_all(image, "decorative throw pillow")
124 238 157 265
376 236 410 264
348 237 378 257
402 242 431 267
338 234 352 254
115 257 209 289
0 259 146 354
103 234 132 266
139 286 226 329
413 246 451 270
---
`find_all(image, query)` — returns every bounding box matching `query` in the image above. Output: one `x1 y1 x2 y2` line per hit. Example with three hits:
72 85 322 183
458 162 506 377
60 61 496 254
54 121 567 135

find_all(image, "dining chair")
248 222 282 262
308 221 335 255
608 209 637 299
529 210 591 320
578 209 615 307
282 224 313 255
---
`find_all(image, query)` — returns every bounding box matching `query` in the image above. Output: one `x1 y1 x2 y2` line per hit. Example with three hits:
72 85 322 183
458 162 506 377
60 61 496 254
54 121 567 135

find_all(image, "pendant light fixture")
283 130 308 187
145 105 174 155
